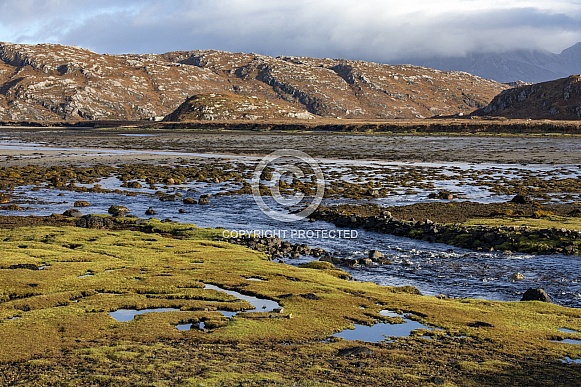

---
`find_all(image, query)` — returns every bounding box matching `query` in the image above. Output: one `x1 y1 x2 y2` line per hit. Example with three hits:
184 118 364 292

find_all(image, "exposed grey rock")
520 288 552 302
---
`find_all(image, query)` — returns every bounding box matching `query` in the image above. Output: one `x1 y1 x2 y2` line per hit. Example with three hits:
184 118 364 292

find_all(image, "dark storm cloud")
1 0 580 60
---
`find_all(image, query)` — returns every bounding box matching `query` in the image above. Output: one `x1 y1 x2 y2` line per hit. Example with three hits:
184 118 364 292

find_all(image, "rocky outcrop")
474 75 581 120
0 42 507 121
310 207 581 255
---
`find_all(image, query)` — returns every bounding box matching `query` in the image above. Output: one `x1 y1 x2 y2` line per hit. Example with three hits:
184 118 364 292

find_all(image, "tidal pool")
108 284 281 329
333 310 438 343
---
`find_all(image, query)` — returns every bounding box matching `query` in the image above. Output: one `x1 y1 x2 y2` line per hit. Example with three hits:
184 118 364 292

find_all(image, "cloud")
0 0 580 61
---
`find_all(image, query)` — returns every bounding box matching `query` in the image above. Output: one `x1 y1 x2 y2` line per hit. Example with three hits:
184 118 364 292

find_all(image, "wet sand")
1 127 580 166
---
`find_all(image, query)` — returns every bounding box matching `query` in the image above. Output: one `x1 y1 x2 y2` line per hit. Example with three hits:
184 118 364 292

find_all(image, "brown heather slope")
475 75 581 120
0 42 507 122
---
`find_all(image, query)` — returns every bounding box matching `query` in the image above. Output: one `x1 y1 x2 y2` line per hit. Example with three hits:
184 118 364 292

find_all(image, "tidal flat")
1 127 581 385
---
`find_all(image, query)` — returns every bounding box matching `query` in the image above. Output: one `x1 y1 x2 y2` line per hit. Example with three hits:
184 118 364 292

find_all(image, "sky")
0 0 580 61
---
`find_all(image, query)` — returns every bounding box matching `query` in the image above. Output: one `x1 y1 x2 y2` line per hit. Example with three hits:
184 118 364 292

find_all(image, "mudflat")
1 126 581 165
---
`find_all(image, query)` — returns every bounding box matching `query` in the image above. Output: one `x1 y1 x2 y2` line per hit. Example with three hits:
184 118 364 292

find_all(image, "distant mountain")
400 43 581 83
473 75 581 120
0 42 506 122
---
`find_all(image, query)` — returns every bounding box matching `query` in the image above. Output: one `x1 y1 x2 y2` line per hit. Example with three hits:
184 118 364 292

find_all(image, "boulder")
76 215 113 229
510 272 525 281
145 207 157 216
73 200 91 207
159 194 178 202
199 194 211 205
127 181 142 189
0 194 10 204
108 205 130 216
368 250 384 261
511 194 532 204
183 197 197 205
63 209 83 218
520 288 551 302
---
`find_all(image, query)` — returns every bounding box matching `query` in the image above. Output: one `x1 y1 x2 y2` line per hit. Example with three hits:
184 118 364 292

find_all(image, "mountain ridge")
0 42 506 122
399 43 581 83
474 75 581 120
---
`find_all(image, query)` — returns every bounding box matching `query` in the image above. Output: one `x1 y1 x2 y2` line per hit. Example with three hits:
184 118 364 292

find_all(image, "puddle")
109 308 181 322
562 357 581 364
204 284 280 314
246 277 264 282
109 284 281 329
333 310 437 343
79 271 94 278
554 339 581 345
177 322 205 331
559 328 579 334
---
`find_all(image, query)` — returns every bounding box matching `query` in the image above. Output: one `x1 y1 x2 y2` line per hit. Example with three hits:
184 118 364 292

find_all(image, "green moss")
1 222 581 385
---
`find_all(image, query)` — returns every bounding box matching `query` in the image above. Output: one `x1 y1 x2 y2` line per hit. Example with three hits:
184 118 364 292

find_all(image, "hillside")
0 42 507 122
400 42 581 83
474 75 581 120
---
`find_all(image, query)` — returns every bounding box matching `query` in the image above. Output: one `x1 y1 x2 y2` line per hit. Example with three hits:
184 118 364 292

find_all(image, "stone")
145 207 157 215
183 197 197 205
76 215 113 229
108 205 130 216
159 194 178 202
368 250 384 261
127 181 142 189
62 209 83 218
73 200 91 207
511 194 532 204
199 194 211 205
468 321 495 328
0 194 10 204
520 288 551 302
510 272 525 281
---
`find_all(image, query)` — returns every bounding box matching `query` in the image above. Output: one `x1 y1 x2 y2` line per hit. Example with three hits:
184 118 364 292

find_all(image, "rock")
8 263 42 270
468 321 495 328
127 181 142 189
430 376 446 385
337 346 374 357
159 194 178 202
183 197 197 205
368 250 384 260
73 200 91 207
511 194 532 204
0 204 22 211
76 215 113 229
428 191 454 200
520 288 551 302
178 209 187 214
108 205 130 216
199 194 211 205
145 207 157 216
510 272 525 281
62 209 83 218
0 194 10 204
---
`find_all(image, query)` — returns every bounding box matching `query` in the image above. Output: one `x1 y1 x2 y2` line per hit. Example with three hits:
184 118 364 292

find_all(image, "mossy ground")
1 219 581 386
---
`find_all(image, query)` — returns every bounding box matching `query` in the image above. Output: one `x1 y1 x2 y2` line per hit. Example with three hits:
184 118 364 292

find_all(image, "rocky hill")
474 75 581 120
401 42 581 83
0 42 507 122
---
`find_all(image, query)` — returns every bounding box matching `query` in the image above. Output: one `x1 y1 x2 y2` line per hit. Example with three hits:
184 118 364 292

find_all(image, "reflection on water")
108 284 281 329
109 308 181 322
204 284 281 315
334 310 438 342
